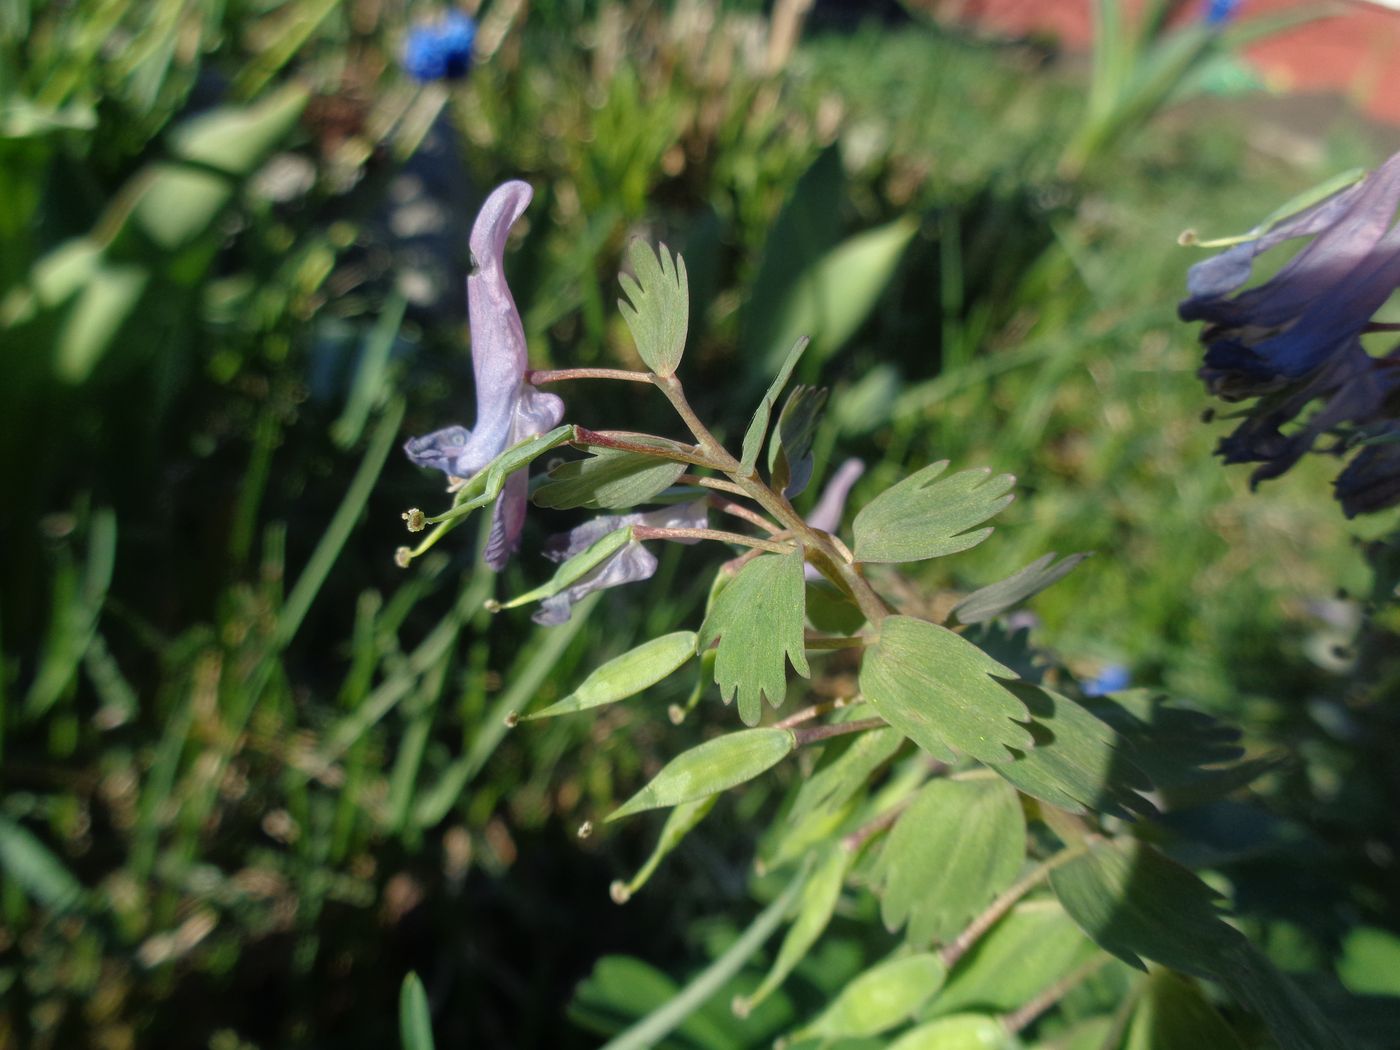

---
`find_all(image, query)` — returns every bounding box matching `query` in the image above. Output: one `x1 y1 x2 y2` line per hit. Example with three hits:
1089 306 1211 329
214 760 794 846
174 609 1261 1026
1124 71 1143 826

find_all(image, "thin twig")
790 717 886 748
841 800 910 854
526 367 655 384
572 427 716 468
676 474 751 498
630 526 796 556
1001 955 1111 1034
774 697 859 729
940 846 1089 969
707 495 782 535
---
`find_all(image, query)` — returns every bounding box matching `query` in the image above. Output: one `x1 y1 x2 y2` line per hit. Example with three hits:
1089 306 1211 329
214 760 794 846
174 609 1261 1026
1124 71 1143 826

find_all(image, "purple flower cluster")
405 181 564 567
1180 152 1400 516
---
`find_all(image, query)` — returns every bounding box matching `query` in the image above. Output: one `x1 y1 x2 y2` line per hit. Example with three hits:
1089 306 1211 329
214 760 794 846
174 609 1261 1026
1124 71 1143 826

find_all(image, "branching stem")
774 697 859 729
707 495 782 535
630 526 796 556
526 367 655 384
1001 955 1112 1034
572 427 718 469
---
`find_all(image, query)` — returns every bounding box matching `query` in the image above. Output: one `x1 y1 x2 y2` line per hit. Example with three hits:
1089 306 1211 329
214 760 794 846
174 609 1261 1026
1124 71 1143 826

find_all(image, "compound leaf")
874 778 1026 945
698 549 809 725
860 616 1033 765
619 240 688 377
854 462 1014 564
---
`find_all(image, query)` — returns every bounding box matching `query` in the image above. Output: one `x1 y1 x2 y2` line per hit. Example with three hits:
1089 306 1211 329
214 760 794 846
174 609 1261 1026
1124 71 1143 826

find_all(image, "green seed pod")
886 1014 1015 1050
790 952 947 1041
524 632 697 720
606 728 796 822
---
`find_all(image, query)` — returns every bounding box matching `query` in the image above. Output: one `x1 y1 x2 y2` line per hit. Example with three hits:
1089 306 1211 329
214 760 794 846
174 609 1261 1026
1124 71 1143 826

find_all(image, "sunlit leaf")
618 239 689 377
697 549 809 725
874 778 1026 945
607 728 796 821
952 552 1092 625
860 616 1032 764
524 632 697 720
854 462 1014 564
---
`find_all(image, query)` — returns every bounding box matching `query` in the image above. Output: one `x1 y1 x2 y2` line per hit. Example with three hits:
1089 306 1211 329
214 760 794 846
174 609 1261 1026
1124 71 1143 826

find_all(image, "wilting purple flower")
803 458 864 580
1182 153 1400 399
1182 152 1400 513
403 11 476 82
405 181 564 568
1336 429 1400 517
533 501 709 625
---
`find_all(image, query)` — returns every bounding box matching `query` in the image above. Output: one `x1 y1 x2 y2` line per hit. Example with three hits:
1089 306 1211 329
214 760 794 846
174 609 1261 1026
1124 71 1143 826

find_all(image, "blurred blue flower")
1336 429 1400 517
403 11 477 82
1083 664 1131 698
1203 0 1241 27
405 181 565 568
1182 152 1400 512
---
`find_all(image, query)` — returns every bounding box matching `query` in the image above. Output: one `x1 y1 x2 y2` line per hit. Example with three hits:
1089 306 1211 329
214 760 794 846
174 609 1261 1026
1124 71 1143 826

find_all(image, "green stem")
572 426 718 469
630 525 795 556
791 717 886 748
599 864 808 1050
654 375 892 624
527 367 655 384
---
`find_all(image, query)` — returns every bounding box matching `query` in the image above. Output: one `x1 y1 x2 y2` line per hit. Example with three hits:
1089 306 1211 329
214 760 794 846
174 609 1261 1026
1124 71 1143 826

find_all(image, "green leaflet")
933 899 1097 1016
697 549 809 726
741 843 849 1012
613 796 718 902
1049 838 1241 977
533 447 686 510
951 551 1092 625
767 384 827 496
1124 971 1244 1050
788 726 905 827
874 778 1026 946
499 527 632 611
853 461 1015 564
399 973 436 1050
887 1014 1016 1050
860 616 1033 765
789 952 947 1042
618 239 688 377
993 683 1155 820
606 728 795 822
524 632 697 720
740 337 809 472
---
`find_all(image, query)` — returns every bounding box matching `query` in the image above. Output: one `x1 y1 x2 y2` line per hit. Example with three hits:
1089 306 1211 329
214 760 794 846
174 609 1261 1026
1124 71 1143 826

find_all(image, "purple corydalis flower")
405 181 564 569
1181 152 1400 400
1336 430 1400 517
533 502 709 625
803 458 864 581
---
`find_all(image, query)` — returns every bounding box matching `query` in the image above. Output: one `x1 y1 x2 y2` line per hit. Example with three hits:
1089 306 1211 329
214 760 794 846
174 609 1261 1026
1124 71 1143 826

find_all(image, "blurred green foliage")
1 0 1398 1047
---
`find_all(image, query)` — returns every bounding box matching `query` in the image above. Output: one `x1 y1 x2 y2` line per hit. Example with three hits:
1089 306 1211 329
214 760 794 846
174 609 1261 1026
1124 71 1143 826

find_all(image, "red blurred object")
936 0 1400 125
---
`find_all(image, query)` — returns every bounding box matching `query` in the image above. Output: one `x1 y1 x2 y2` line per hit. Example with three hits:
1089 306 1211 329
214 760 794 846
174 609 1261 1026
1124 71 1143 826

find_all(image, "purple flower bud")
533 502 709 625
405 181 564 568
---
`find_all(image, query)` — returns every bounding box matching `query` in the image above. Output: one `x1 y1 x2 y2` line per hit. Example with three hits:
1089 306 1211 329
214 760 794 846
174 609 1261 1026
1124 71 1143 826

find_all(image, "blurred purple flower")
1336 429 1400 517
403 11 476 82
1182 152 1400 513
533 502 709 625
405 181 564 568
803 458 864 580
